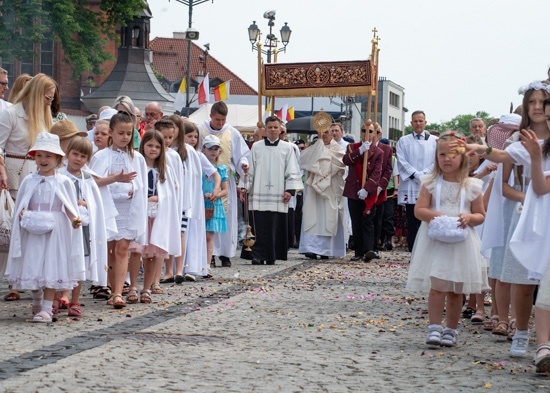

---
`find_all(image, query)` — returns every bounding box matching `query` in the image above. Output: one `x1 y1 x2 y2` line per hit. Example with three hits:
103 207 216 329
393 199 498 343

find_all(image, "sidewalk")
0 248 548 392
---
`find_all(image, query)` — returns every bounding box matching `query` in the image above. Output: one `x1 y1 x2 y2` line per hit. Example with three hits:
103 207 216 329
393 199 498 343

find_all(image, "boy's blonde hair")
67 137 93 162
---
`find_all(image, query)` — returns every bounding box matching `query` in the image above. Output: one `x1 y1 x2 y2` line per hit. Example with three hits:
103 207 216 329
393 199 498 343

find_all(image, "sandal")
93 286 112 300
32 310 52 323
462 307 475 319
122 282 130 296
140 289 152 304
68 302 82 318
150 283 163 295
492 321 509 336
471 312 485 324
126 287 139 304
507 319 516 342
535 342 550 374
4 291 20 301
111 294 126 309
483 315 499 331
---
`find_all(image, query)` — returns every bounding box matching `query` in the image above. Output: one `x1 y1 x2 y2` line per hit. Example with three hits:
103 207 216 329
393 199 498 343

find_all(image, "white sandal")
535 342 550 374
32 310 52 323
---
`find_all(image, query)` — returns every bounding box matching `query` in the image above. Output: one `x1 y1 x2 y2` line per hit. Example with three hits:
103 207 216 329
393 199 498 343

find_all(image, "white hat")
498 113 522 126
99 108 118 120
203 134 221 148
28 132 65 157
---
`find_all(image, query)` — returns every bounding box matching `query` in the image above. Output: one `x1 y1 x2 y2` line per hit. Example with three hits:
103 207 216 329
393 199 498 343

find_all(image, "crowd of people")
0 67 548 375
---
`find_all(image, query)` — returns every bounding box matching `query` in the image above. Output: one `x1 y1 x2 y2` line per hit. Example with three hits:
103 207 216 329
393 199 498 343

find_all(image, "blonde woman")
0 73 55 301
7 74 32 104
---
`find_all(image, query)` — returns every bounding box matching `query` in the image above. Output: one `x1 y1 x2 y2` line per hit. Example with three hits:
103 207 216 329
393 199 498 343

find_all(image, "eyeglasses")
0 82 8 88
44 95 54 102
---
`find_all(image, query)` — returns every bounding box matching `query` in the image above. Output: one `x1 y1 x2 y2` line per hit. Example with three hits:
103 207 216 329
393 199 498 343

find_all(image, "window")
40 38 54 77
389 92 400 108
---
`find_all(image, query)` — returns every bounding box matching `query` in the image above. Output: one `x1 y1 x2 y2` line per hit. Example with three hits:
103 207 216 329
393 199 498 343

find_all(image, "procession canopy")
261 60 372 98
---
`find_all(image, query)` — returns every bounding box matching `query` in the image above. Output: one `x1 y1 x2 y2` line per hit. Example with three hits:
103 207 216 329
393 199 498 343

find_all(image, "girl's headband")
518 80 550 96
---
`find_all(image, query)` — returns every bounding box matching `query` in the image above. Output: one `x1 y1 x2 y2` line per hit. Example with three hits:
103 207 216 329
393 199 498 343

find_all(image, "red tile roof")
150 37 257 96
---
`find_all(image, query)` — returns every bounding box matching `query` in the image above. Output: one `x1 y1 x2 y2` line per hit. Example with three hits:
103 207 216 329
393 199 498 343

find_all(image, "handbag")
427 177 469 243
20 210 55 235
204 198 214 220
20 182 56 236
0 189 14 250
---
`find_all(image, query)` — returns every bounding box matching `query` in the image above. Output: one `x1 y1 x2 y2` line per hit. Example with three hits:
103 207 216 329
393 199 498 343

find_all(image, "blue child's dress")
202 164 227 233
406 175 489 295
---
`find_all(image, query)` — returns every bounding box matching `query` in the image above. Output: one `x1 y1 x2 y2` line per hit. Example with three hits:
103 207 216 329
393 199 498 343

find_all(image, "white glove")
359 141 371 154
357 189 368 200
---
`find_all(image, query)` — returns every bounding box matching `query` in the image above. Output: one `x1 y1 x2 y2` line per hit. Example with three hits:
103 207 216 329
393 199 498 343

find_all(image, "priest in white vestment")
298 129 346 259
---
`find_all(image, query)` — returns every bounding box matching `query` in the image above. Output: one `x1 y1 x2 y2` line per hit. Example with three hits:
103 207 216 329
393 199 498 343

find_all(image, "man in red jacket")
343 123 383 262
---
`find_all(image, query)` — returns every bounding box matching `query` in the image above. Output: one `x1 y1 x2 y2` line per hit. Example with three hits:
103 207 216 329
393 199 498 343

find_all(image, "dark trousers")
380 197 396 244
287 207 295 249
348 198 377 257
405 204 421 252
293 193 303 247
241 210 288 262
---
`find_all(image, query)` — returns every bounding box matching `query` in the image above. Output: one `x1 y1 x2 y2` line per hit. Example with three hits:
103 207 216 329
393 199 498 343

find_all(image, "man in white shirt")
396 110 437 251
331 122 349 150
0 68 12 112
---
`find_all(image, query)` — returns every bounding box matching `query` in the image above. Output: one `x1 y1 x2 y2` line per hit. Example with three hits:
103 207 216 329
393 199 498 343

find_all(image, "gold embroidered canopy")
261 60 372 97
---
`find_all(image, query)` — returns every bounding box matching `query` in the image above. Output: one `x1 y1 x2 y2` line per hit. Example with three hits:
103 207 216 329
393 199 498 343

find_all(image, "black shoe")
350 255 363 261
363 251 379 262
320 255 329 260
304 252 318 260
383 242 393 251
160 276 175 284
251 259 264 265
265 260 275 265
219 256 231 267
174 275 185 284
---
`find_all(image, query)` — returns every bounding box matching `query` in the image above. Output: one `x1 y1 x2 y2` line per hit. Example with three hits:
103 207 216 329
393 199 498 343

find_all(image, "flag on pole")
286 106 295 122
262 102 271 125
213 80 231 102
173 78 186 112
198 73 210 105
277 104 288 122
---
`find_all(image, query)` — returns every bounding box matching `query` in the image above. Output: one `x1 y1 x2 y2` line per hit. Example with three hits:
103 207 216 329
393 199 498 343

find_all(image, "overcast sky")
149 0 549 124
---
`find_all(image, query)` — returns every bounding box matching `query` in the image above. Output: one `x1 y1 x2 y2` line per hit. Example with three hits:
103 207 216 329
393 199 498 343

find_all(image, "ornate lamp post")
247 11 291 127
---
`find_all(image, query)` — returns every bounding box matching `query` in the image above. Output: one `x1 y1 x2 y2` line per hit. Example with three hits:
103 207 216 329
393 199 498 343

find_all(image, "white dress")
406 176 489 294
6 174 86 290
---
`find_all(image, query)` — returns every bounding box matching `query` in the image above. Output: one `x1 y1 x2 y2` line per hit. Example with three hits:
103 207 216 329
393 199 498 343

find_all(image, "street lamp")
171 0 212 115
247 11 291 126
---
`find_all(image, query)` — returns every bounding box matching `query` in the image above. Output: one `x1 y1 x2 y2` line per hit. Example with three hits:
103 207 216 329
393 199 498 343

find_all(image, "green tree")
442 111 492 135
402 111 493 138
0 0 145 78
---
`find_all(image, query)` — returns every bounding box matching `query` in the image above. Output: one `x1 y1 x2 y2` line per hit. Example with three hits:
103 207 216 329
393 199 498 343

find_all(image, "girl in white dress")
467 81 550 358
406 131 487 347
6 132 85 323
90 112 147 309
130 131 180 303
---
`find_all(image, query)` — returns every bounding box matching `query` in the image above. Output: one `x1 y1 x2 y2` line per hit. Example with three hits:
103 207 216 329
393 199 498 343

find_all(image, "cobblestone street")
0 249 548 392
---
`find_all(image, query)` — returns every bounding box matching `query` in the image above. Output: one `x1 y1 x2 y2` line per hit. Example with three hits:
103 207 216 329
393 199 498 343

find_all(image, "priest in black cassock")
240 115 303 265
